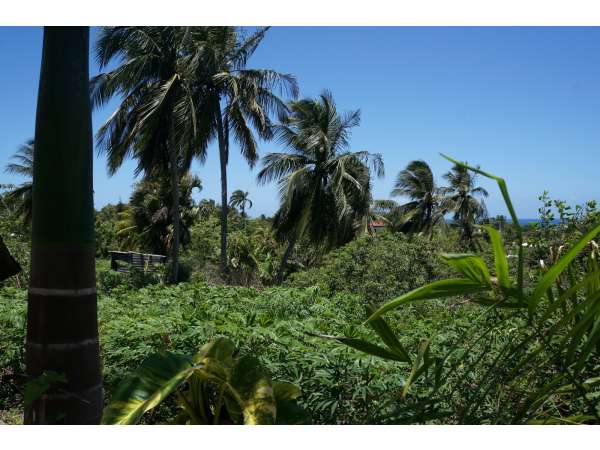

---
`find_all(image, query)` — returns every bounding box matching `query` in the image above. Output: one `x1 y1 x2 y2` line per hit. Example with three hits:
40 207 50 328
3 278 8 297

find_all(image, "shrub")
288 232 448 304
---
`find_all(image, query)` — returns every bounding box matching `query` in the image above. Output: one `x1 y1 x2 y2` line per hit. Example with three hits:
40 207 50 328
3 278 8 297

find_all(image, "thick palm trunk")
216 112 228 278
277 235 297 283
25 27 102 424
169 149 180 283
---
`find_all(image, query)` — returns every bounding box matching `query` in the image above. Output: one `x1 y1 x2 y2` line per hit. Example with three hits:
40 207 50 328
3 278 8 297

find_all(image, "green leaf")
228 355 277 425
441 253 491 286
529 221 600 310
24 371 66 406
366 278 489 322
365 304 412 362
193 336 236 366
441 154 524 292
311 333 410 362
402 338 432 398
101 352 194 425
481 225 510 290
273 381 312 425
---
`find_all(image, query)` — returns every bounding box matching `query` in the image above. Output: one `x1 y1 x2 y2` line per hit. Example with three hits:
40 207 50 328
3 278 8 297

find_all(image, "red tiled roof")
371 220 387 227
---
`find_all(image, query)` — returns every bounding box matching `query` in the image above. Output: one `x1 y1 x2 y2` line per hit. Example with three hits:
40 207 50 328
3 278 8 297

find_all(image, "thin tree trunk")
277 235 297 283
169 148 180 284
216 110 228 278
25 27 102 424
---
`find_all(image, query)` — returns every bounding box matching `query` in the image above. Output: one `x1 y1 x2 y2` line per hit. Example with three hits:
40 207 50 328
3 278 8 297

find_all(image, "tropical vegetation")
1 25 599 426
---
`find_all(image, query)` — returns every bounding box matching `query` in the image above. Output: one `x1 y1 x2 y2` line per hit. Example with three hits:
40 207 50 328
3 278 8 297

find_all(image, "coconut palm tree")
91 26 200 283
229 190 252 218
183 26 298 277
25 27 102 424
442 163 489 246
4 139 34 225
123 172 202 255
391 160 445 237
257 91 384 281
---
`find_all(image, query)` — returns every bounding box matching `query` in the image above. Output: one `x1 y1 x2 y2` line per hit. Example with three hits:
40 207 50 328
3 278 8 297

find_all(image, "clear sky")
1 26 600 218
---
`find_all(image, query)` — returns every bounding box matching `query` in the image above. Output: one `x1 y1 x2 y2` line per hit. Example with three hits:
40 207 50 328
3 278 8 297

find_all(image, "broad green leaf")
366 304 412 362
366 278 489 322
102 352 194 424
530 221 600 310
481 225 510 289
441 253 491 286
273 381 312 425
193 336 236 366
228 355 276 425
272 380 302 401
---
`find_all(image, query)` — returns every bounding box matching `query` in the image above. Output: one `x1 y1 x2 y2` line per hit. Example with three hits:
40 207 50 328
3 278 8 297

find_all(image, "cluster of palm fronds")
374 159 489 245
114 173 202 255
2 140 33 226
257 91 384 280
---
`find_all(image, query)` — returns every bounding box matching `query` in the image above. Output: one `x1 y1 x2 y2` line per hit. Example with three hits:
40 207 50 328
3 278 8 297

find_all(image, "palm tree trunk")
277 235 297 283
216 110 228 278
25 27 102 424
169 148 180 284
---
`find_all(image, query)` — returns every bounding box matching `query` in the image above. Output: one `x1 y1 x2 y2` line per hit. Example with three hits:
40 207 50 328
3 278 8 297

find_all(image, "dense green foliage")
2 26 598 425
288 232 450 304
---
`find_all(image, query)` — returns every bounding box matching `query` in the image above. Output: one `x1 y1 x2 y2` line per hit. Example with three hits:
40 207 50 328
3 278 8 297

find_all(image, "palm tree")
183 26 298 277
124 172 201 255
91 26 200 283
229 190 252 218
391 160 445 237
4 139 34 225
257 91 384 281
442 163 489 246
25 27 102 424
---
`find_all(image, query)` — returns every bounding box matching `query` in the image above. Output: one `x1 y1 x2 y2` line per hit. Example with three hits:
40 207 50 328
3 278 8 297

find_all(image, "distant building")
371 220 387 234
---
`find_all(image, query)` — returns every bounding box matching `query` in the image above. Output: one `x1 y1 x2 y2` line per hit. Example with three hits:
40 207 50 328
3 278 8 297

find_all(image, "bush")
288 232 449 304
96 259 163 294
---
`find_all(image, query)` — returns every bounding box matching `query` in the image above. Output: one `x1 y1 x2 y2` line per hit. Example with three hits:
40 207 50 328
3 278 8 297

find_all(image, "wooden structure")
109 251 167 273
371 220 388 234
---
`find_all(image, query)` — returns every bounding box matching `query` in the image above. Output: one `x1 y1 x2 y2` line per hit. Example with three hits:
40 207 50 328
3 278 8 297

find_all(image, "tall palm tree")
183 26 298 277
4 139 34 225
229 190 252 218
257 91 384 281
442 163 489 245
391 160 445 237
25 27 102 424
91 26 200 283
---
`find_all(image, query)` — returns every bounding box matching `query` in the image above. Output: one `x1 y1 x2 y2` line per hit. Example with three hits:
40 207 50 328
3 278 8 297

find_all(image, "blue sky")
1 26 600 218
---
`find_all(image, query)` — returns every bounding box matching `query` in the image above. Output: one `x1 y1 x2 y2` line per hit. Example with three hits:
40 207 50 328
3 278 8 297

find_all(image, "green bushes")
1 279 482 424
288 232 449 304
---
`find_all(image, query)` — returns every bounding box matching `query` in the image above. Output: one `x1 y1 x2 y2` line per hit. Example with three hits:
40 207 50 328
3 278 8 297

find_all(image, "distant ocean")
443 218 560 225
512 219 560 225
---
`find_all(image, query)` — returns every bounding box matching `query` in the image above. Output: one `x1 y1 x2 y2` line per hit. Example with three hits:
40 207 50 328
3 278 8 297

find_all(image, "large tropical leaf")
228 355 277 424
101 352 195 424
272 381 312 425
